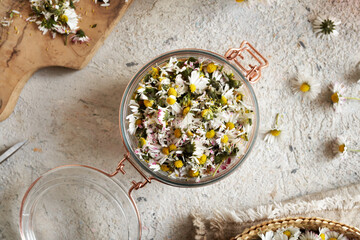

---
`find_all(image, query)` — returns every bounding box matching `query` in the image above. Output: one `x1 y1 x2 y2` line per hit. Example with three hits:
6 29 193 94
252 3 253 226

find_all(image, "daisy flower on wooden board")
313 15 341 40
71 29 90 44
264 113 284 144
290 74 321 100
329 82 360 111
332 137 360 158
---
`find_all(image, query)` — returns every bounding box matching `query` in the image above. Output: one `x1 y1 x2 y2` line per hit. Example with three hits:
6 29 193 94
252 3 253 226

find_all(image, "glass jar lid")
20 165 140 240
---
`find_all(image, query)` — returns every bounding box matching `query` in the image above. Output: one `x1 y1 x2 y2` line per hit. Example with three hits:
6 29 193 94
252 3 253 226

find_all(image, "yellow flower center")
270 130 281 136
136 86 143 91
169 144 177 151
221 135 229 143
236 94 243 101
168 87 177 97
166 96 176 105
174 160 183 168
339 144 346 153
158 84 162 90
201 109 213 120
188 169 199 177
190 84 196 93
329 238 337 240
320 233 325 240
186 130 193 137
183 106 190 115
236 0 245 2
151 67 159 79
220 95 227 105
299 83 310 92
139 138 146 147
206 63 217 73
135 119 142 125
162 147 170 155
283 230 292 237
331 92 339 103
60 14 68 23
206 130 215 139
174 129 182 138
226 122 235 130
160 164 170 172
198 154 207 165
144 100 154 108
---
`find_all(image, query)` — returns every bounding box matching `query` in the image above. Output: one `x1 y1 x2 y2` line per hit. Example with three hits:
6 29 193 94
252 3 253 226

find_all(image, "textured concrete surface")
1 0 360 239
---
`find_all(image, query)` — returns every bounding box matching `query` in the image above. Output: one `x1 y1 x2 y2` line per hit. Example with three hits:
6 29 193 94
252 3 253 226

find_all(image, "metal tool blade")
0 140 27 164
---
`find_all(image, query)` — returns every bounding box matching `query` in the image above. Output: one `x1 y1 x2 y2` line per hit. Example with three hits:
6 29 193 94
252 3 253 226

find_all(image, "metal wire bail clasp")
225 41 268 83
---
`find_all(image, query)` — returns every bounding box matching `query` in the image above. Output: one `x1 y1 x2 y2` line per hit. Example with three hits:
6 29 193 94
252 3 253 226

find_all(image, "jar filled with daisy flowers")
121 41 268 186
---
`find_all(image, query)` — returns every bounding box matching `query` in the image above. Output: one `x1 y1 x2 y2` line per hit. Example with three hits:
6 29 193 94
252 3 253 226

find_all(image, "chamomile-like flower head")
264 113 284 144
71 29 90 44
291 75 321 100
259 231 274 240
324 231 348 240
62 8 79 31
188 71 209 94
300 231 321 240
329 82 346 111
332 137 347 157
313 15 341 40
275 227 301 240
318 228 330 240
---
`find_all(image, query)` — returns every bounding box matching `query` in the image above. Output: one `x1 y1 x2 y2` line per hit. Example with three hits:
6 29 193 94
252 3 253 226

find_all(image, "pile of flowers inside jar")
258 227 349 240
126 57 254 180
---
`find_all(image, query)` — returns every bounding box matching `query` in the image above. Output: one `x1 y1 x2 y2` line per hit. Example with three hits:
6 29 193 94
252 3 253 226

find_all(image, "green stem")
348 149 360 152
344 97 360 101
212 158 226 177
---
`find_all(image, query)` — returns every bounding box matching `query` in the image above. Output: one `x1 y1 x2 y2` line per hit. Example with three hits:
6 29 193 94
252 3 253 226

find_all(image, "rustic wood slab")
0 0 133 121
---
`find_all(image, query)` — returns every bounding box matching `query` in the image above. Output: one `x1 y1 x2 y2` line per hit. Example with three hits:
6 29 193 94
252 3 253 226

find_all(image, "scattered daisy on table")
329 82 360 111
290 74 320 100
332 137 360 158
264 113 284 144
313 15 341 40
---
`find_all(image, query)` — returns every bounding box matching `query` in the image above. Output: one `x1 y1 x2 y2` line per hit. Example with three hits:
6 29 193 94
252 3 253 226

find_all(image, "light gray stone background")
1 0 360 239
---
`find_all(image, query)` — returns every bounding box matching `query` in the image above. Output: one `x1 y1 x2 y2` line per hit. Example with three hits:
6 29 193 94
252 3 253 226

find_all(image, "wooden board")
0 0 133 121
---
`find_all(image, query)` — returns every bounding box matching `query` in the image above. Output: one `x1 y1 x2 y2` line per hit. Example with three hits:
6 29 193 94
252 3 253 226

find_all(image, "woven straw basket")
232 217 360 240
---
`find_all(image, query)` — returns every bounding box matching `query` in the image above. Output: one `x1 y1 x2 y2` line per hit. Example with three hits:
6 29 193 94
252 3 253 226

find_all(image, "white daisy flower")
259 231 274 240
175 75 188 96
264 113 284 144
275 227 301 240
329 82 346 111
332 137 360 157
188 71 208 94
126 114 137 135
71 29 90 44
62 8 79 30
329 82 360 111
299 231 321 240
1 18 12 27
313 15 341 40
100 0 110 7
324 231 348 240
318 228 330 240
291 74 321 100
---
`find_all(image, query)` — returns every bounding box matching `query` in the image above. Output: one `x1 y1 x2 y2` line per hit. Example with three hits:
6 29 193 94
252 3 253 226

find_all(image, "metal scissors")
0 140 27 165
